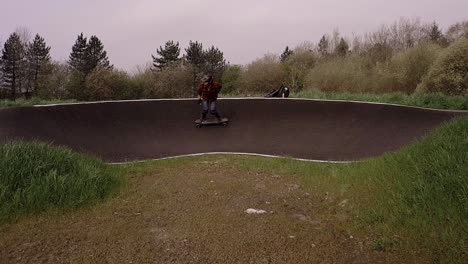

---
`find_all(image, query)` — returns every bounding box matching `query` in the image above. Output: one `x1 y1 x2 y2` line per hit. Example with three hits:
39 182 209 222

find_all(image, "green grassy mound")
363 117 468 261
0 142 121 222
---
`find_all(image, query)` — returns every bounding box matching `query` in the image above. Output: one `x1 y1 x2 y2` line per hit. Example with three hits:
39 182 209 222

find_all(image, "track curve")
0 98 466 162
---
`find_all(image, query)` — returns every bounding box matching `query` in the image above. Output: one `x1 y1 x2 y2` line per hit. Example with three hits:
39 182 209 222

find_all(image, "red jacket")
197 81 222 101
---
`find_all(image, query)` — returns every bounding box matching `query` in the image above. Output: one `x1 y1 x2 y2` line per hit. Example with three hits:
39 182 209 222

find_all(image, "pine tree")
68 33 88 73
318 35 329 58
280 46 293 63
26 34 51 97
67 33 111 100
427 21 446 45
185 41 205 88
68 34 110 75
1 33 25 99
0 58 3 93
203 45 226 79
335 38 349 57
152 40 180 69
185 41 204 68
84 35 110 73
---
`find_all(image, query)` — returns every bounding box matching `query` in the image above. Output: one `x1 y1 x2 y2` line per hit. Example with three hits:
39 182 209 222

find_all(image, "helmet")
201 74 212 82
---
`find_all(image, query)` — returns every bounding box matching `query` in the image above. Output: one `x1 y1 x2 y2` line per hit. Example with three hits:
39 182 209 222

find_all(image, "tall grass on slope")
294 89 468 110
352 117 467 262
0 142 120 222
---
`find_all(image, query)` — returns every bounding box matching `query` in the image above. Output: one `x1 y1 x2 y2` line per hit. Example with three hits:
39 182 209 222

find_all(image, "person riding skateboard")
197 74 223 122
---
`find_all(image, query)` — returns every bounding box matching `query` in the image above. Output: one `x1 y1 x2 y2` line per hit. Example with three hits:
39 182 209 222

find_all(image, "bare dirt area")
0 158 415 263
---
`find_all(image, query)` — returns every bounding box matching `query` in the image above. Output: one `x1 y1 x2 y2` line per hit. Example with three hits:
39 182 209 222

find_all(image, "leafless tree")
446 21 468 43
351 33 364 55
330 28 341 53
14 26 32 96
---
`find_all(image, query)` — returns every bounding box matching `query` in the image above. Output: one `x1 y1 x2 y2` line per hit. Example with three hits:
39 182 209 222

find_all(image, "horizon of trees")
1 18 467 100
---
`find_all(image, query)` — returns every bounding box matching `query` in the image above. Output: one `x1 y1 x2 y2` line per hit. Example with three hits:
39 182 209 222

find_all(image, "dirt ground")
0 158 416 264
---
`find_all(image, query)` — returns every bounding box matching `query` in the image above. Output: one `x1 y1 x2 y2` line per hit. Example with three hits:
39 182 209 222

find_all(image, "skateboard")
195 117 229 128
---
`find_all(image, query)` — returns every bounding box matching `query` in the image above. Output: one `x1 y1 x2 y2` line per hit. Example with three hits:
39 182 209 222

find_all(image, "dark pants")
201 100 221 121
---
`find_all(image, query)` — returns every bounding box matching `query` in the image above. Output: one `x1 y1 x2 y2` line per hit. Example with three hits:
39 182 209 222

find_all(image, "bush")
85 67 142 101
116 73 145 100
389 43 442 93
65 70 87 100
417 37 468 96
365 43 394 65
304 55 385 93
304 42 444 94
85 67 119 101
37 62 70 100
446 21 468 43
239 54 286 95
139 64 193 98
221 65 242 95
283 48 317 91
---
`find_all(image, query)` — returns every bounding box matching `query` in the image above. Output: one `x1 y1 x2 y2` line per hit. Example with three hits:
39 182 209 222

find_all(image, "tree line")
263 19 468 96
1 18 467 101
152 40 226 89
0 29 226 100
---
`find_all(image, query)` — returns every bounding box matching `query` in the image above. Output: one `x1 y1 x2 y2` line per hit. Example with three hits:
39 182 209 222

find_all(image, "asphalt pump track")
0 98 466 163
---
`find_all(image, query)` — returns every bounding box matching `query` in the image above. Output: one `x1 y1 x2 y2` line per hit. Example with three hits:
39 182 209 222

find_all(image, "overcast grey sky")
1 0 467 71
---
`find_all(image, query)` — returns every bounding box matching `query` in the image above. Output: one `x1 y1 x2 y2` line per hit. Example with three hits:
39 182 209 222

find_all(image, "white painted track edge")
109 152 357 165
31 97 468 113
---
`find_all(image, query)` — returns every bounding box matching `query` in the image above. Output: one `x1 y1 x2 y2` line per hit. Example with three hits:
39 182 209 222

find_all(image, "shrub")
239 54 286 95
417 37 468 96
85 67 119 101
221 65 242 95
304 42 444 94
37 62 70 100
132 67 157 97
141 64 193 98
365 43 394 65
445 21 468 43
389 43 442 93
85 67 142 100
283 48 317 91
304 55 385 93
65 70 87 100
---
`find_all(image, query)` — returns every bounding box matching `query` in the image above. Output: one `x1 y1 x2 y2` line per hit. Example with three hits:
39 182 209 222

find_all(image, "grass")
0 142 122 223
0 97 76 108
218 116 467 263
293 89 468 110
